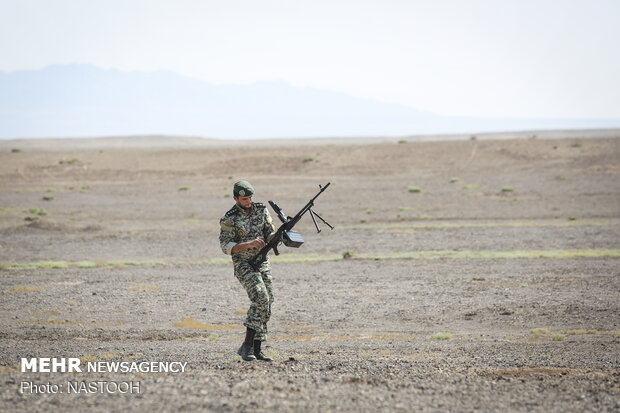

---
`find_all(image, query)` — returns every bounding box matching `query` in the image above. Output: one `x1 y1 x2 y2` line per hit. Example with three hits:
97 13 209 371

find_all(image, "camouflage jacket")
219 202 275 262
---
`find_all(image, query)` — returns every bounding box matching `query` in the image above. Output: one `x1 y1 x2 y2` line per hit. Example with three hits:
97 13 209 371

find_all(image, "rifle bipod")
309 208 333 233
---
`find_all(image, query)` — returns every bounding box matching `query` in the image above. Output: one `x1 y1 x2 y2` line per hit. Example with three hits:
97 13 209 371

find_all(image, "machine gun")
249 183 334 270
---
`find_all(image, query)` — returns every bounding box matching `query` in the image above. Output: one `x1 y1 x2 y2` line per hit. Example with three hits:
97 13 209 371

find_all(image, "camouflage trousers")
234 260 273 341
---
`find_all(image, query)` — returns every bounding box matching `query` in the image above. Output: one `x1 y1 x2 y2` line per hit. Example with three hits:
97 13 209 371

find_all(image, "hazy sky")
1 0 619 119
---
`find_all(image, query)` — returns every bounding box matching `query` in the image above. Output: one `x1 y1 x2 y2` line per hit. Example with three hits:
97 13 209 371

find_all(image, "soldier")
219 180 275 361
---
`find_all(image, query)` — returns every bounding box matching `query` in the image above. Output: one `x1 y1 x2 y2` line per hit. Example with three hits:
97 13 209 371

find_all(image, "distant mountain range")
1 64 618 139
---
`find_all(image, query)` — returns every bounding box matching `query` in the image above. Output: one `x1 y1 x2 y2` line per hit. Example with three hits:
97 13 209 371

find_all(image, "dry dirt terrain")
0 132 619 412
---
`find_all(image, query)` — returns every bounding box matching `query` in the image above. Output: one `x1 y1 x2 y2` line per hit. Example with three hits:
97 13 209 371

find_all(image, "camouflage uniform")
219 202 275 341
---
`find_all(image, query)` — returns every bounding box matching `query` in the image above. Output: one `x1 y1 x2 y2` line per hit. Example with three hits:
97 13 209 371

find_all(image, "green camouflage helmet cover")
233 180 255 197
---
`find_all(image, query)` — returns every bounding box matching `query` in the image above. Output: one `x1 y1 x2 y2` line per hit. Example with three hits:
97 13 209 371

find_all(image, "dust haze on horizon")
1 0 619 135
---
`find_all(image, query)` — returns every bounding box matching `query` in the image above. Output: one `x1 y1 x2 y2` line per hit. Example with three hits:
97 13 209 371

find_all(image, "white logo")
239 190 245 196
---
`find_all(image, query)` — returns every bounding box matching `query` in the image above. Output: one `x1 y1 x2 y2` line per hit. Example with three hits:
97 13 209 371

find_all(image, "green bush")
28 207 47 216
531 328 548 337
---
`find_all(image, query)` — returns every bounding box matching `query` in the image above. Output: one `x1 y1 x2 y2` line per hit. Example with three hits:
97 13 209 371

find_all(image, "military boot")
253 340 273 361
237 328 256 361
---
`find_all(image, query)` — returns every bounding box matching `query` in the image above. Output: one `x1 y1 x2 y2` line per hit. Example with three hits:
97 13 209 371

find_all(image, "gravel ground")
0 135 619 412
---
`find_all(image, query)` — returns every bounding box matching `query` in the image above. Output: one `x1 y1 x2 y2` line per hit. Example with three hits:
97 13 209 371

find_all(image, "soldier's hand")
252 237 266 249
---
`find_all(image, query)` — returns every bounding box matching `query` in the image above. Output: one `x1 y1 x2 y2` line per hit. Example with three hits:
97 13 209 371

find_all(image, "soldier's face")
234 195 252 211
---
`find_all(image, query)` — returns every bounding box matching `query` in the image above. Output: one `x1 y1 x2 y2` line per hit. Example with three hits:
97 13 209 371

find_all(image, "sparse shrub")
46 188 55 192
302 156 315 163
398 139 407 144
552 334 566 341
24 215 40 221
470 135 477 141
519 283 528 288
342 250 354 259
39 261 69 269
408 186 422 193
568 216 577 221
359 219 368 223
366 209 375 214
501 187 513 192
432 332 452 340
462 184 479 190
11 148 21 153
450 177 459 183
399 206 413 211
42 195 54 201
178 186 190 191
77 261 97 268
224 193 230 198
29 207 47 216
81 185 90 191
531 328 549 337
563 329 599 335
228 176 233 179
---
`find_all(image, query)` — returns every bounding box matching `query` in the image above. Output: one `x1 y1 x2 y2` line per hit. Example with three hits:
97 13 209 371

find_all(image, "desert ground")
0 131 619 412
